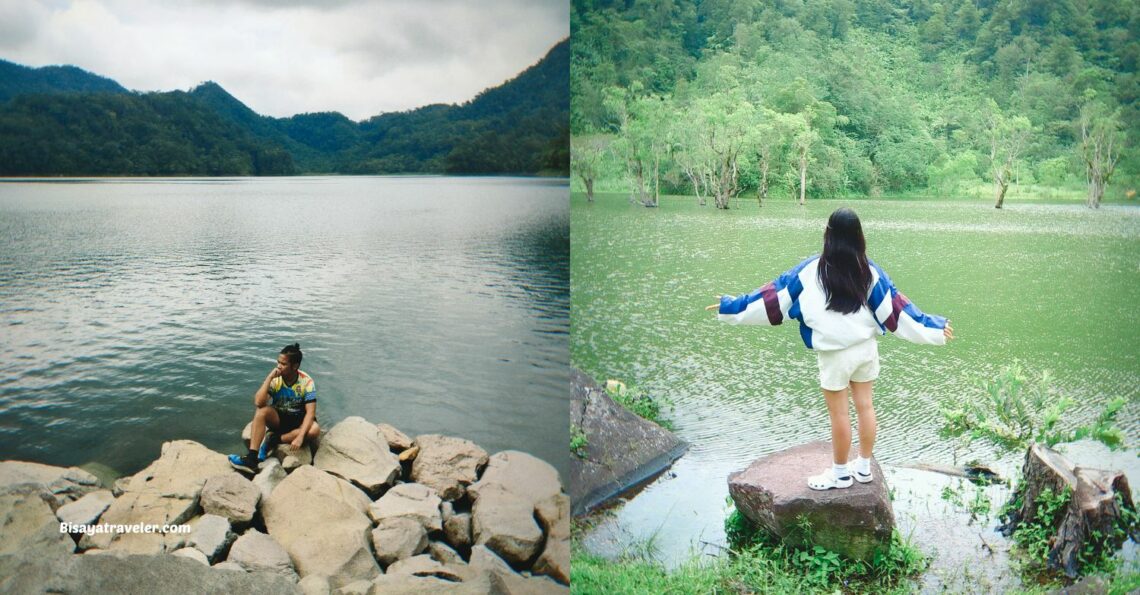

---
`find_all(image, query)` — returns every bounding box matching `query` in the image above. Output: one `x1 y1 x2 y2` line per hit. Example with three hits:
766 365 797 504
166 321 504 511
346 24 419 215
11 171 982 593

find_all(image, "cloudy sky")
0 0 568 121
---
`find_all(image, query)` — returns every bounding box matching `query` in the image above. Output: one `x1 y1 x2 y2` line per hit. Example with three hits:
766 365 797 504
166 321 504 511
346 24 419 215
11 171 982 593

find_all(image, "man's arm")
254 369 280 407
293 402 317 448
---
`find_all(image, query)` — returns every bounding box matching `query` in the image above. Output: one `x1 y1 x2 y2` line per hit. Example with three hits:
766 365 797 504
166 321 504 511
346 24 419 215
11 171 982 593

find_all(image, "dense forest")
0 38 569 177
570 0 1137 208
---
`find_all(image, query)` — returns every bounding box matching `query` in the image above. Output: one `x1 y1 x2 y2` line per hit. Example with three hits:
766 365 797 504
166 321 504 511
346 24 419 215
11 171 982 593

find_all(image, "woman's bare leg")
849 380 876 459
823 388 851 465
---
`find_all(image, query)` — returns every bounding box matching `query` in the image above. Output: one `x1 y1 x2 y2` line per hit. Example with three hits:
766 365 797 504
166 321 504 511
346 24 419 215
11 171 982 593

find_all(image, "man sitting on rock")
229 343 320 473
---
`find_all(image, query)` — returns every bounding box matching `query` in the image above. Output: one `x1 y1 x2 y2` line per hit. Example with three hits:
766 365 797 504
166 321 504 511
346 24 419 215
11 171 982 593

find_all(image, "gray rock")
377 423 413 452
276 443 313 470
253 458 287 501
410 435 488 501
384 554 443 577
262 465 380 588
468 451 562 508
368 483 442 532
55 489 114 527
314 417 401 497
83 440 237 554
535 493 570 541
228 529 298 581
335 579 373 595
370 517 428 567
428 541 464 566
212 561 246 572
298 573 331 595
200 473 261 524
570 369 687 515
728 441 895 563
467 545 514 576
444 511 472 550
0 461 100 508
188 514 235 563
0 485 75 557
0 549 301 594
472 485 543 567
171 546 209 565
366 574 475 595
532 538 569 585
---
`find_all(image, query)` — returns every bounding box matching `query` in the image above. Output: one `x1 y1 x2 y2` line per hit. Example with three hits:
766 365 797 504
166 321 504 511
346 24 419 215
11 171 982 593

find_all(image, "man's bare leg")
280 421 320 447
248 406 280 452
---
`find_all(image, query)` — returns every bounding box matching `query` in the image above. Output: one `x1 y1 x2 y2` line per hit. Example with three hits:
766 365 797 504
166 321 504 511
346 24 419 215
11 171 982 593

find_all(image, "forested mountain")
570 0 1136 207
0 38 569 176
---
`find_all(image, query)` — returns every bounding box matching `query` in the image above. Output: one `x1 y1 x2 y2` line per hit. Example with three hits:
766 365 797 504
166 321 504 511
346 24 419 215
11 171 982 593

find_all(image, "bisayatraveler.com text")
59 522 192 535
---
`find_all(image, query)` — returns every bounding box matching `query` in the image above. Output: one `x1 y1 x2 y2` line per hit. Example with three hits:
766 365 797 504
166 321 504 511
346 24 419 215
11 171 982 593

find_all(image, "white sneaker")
807 467 853 490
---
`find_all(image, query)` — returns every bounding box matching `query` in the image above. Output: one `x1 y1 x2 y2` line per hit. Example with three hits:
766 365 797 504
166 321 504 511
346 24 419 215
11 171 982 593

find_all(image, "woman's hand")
706 295 723 313
944 322 954 341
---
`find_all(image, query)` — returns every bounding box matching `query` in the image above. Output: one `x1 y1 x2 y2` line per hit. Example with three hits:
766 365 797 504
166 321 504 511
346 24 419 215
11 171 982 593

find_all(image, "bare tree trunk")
653 153 660 207
584 177 594 202
798 148 807 206
995 165 1009 209
757 157 768 208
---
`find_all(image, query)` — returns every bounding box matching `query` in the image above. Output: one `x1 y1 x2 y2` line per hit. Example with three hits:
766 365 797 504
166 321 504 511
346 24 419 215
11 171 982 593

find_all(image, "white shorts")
816 338 879 391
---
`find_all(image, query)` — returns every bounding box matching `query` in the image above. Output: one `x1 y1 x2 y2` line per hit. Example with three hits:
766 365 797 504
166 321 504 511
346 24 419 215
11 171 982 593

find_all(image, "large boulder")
377 424 414 452
368 483 442 532
533 493 570 585
0 550 302 594
0 485 75 557
728 441 894 562
313 417 400 497
471 485 544 567
410 435 488 501
55 489 114 526
228 529 298 581
261 465 380 588
200 474 260 524
83 441 237 553
569 369 687 515
370 517 428 567
468 451 562 508
0 461 100 508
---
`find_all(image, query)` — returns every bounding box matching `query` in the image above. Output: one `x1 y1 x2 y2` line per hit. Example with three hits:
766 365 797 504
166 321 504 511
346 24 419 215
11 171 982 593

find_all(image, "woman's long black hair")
819 208 871 314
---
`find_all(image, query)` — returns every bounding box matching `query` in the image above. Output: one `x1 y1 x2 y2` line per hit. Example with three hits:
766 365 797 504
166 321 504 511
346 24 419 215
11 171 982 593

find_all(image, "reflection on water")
0 176 569 479
571 194 1140 589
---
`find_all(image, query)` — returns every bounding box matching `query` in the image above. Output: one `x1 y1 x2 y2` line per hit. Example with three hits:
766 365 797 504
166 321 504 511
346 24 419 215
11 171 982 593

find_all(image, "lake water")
0 176 569 480
571 193 1140 588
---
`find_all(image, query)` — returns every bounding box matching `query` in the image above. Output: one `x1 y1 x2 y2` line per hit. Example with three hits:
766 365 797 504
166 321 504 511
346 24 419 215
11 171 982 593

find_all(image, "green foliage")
1011 487 1071 568
939 361 1126 454
606 383 673 430
570 424 589 459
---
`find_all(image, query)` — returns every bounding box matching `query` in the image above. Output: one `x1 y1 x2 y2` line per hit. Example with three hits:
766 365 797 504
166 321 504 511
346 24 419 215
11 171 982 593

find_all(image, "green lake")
571 192 1140 590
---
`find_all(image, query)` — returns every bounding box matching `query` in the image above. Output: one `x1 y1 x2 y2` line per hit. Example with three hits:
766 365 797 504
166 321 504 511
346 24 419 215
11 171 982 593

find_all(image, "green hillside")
570 0 1137 207
0 38 569 177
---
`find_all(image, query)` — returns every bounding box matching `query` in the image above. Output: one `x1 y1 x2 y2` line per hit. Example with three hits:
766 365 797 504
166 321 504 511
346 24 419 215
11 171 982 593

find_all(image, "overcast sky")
0 0 568 121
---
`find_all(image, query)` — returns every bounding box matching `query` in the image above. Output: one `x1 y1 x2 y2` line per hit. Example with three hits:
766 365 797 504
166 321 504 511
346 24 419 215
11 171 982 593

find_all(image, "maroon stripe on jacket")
885 292 911 332
761 282 782 325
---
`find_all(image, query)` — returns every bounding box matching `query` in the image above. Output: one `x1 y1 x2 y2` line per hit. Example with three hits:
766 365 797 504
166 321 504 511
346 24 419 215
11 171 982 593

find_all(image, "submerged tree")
1077 97 1122 209
978 99 1032 209
571 133 611 201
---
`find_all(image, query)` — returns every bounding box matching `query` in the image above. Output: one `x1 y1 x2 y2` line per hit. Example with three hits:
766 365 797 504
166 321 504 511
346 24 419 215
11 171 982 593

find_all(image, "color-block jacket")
717 256 947 351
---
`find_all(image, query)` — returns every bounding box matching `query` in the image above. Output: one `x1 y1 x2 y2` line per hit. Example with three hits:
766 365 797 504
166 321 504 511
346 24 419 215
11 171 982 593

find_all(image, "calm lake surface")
571 193 1140 588
0 176 569 479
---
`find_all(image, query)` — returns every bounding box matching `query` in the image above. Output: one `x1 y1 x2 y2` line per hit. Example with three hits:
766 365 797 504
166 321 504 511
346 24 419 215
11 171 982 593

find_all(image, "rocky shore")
0 416 569 594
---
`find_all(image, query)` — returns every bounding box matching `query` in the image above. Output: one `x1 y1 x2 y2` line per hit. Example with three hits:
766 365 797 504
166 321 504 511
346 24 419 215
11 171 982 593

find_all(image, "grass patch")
606 383 674 430
570 423 588 459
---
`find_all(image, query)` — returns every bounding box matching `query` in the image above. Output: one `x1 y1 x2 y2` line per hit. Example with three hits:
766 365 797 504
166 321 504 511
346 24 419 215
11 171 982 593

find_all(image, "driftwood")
902 462 1002 484
999 443 1136 577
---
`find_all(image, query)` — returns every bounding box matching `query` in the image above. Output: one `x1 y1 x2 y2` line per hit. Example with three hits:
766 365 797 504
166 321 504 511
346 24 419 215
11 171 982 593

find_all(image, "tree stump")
999 443 1137 577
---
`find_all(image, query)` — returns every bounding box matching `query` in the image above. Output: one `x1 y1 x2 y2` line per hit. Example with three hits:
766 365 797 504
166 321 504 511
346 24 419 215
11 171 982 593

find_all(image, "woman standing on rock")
707 207 953 490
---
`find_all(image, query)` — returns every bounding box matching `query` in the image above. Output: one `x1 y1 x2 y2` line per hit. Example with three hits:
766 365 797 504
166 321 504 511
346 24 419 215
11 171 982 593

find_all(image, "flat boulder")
55 489 114 527
0 461 100 508
200 474 260 524
228 529 297 581
468 450 562 508
368 483 442 532
728 441 894 562
410 435 488 501
83 441 235 554
188 514 235 563
262 465 379 588
569 369 687 515
313 417 400 497
471 485 543 567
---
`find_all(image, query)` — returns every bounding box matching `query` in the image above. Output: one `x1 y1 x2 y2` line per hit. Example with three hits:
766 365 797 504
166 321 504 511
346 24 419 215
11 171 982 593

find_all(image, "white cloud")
1 0 568 121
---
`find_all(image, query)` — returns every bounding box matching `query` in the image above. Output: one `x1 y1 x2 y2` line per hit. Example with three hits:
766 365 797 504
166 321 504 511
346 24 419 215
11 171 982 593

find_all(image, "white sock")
853 456 871 474
832 463 850 479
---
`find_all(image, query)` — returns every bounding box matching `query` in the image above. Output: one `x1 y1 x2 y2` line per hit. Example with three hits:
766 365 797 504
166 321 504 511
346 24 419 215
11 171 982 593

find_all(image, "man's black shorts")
276 409 313 433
